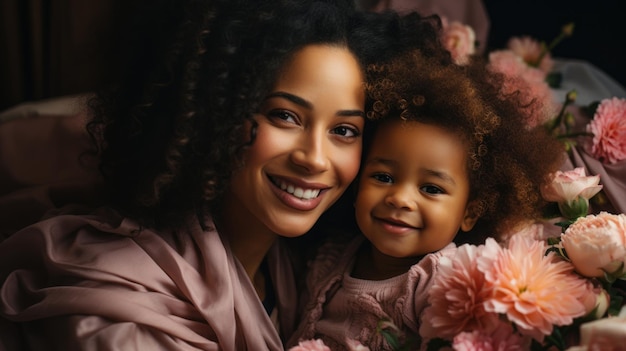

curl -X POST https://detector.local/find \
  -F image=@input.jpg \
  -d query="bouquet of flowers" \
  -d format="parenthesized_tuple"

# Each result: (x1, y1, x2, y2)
(419, 167, 626, 351)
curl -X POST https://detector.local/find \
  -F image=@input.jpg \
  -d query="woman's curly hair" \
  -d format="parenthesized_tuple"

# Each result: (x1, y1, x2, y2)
(86, 0, 451, 229)
(363, 50, 566, 244)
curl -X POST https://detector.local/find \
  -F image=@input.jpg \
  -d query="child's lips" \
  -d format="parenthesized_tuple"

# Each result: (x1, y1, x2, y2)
(376, 216, 419, 234)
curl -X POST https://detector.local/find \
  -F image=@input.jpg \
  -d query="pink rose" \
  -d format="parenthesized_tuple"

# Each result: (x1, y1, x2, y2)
(574, 316, 626, 350)
(288, 339, 331, 351)
(541, 167, 603, 202)
(587, 97, 626, 164)
(579, 283, 610, 319)
(541, 167, 603, 219)
(441, 18, 476, 65)
(541, 167, 602, 202)
(561, 212, 626, 278)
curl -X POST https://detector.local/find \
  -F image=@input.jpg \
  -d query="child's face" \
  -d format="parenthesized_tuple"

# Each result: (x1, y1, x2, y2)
(355, 120, 476, 258)
(226, 44, 365, 238)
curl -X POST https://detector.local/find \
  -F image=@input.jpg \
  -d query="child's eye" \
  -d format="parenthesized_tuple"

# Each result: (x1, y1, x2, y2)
(421, 185, 444, 195)
(372, 173, 393, 184)
(267, 110, 298, 124)
(331, 125, 361, 138)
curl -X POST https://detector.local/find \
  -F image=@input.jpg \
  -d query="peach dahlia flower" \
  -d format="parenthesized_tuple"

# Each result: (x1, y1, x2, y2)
(477, 236, 591, 342)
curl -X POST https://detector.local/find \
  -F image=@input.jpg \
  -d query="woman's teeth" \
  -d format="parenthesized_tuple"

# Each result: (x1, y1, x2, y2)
(277, 180, 320, 200)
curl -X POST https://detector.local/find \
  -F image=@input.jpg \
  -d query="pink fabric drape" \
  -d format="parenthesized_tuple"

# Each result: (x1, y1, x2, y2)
(560, 107, 626, 214)
(0, 207, 298, 350)
(368, 0, 490, 54)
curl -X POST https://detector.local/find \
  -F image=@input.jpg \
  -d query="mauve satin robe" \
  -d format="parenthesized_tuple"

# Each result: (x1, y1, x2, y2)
(0, 206, 299, 350)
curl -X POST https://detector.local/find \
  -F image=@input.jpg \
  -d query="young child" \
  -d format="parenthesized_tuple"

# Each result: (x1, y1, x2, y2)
(287, 50, 565, 350)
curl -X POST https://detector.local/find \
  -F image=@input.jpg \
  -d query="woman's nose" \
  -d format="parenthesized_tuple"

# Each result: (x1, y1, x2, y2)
(289, 133, 330, 174)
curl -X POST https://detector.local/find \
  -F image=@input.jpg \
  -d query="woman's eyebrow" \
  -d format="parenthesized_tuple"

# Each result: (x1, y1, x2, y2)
(264, 91, 364, 117)
(265, 91, 311, 109)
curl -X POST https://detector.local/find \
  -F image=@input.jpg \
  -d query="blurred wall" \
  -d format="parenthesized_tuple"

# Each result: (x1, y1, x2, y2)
(0, 0, 118, 110)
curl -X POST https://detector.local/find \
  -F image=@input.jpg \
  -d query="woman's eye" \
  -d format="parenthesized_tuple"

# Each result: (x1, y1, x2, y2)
(372, 173, 393, 184)
(267, 110, 298, 124)
(421, 185, 444, 195)
(331, 125, 361, 138)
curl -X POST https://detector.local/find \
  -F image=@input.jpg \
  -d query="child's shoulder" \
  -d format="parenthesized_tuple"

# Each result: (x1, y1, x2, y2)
(305, 232, 363, 283)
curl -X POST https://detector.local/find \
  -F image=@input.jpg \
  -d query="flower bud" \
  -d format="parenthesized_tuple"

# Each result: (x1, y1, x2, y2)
(566, 90, 578, 103)
(558, 195, 589, 219)
(590, 289, 610, 319)
(562, 22, 575, 37)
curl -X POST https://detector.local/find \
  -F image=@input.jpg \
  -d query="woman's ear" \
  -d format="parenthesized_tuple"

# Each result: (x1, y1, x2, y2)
(460, 200, 480, 232)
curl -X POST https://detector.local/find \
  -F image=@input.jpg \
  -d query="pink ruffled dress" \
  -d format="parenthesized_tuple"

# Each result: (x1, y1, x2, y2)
(287, 235, 456, 351)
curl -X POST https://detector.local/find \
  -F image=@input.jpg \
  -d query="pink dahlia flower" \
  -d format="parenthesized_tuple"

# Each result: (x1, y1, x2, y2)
(587, 97, 626, 164)
(477, 236, 590, 342)
(451, 324, 530, 351)
(419, 244, 500, 340)
(487, 50, 556, 128)
(507, 36, 554, 73)
(288, 339, 331, 351)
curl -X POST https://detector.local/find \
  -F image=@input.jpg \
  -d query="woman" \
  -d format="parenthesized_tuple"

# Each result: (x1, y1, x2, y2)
(0, 1, 449, 350)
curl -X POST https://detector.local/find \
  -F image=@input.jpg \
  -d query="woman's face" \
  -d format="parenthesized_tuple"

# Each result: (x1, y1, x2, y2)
(225, 44, 365, 238)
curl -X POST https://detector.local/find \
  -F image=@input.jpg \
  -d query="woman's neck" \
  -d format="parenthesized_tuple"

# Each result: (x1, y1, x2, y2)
(215, 198, 278, 294)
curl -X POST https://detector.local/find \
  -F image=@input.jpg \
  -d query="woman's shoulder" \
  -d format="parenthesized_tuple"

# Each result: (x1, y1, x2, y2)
(9, 205, 140, 242)
(0, 205, 163, 279)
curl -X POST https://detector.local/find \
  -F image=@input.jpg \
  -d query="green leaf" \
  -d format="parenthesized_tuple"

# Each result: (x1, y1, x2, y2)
(546, 236, 562, 246)
(546, 72, 563, 88)
(380, 329, 402, 350)
(582, 101, 600, 117)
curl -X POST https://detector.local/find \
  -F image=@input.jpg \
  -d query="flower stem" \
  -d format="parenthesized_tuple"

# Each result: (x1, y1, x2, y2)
(534, 22, 574, 66)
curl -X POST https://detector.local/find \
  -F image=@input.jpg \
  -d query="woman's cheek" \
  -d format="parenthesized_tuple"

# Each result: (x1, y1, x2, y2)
(335, 144, 362, 185)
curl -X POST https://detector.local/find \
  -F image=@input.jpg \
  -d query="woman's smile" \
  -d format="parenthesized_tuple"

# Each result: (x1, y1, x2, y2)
(267, 175, 327, 211)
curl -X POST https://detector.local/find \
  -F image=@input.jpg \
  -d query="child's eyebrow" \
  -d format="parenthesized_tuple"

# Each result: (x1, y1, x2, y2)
(365, 157, 395, 167)
(424, 169, 457, 185)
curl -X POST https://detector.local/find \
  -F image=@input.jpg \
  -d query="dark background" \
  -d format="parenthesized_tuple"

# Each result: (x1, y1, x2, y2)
(1, 0, 625, 111)
(483, 0, 626, 89)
